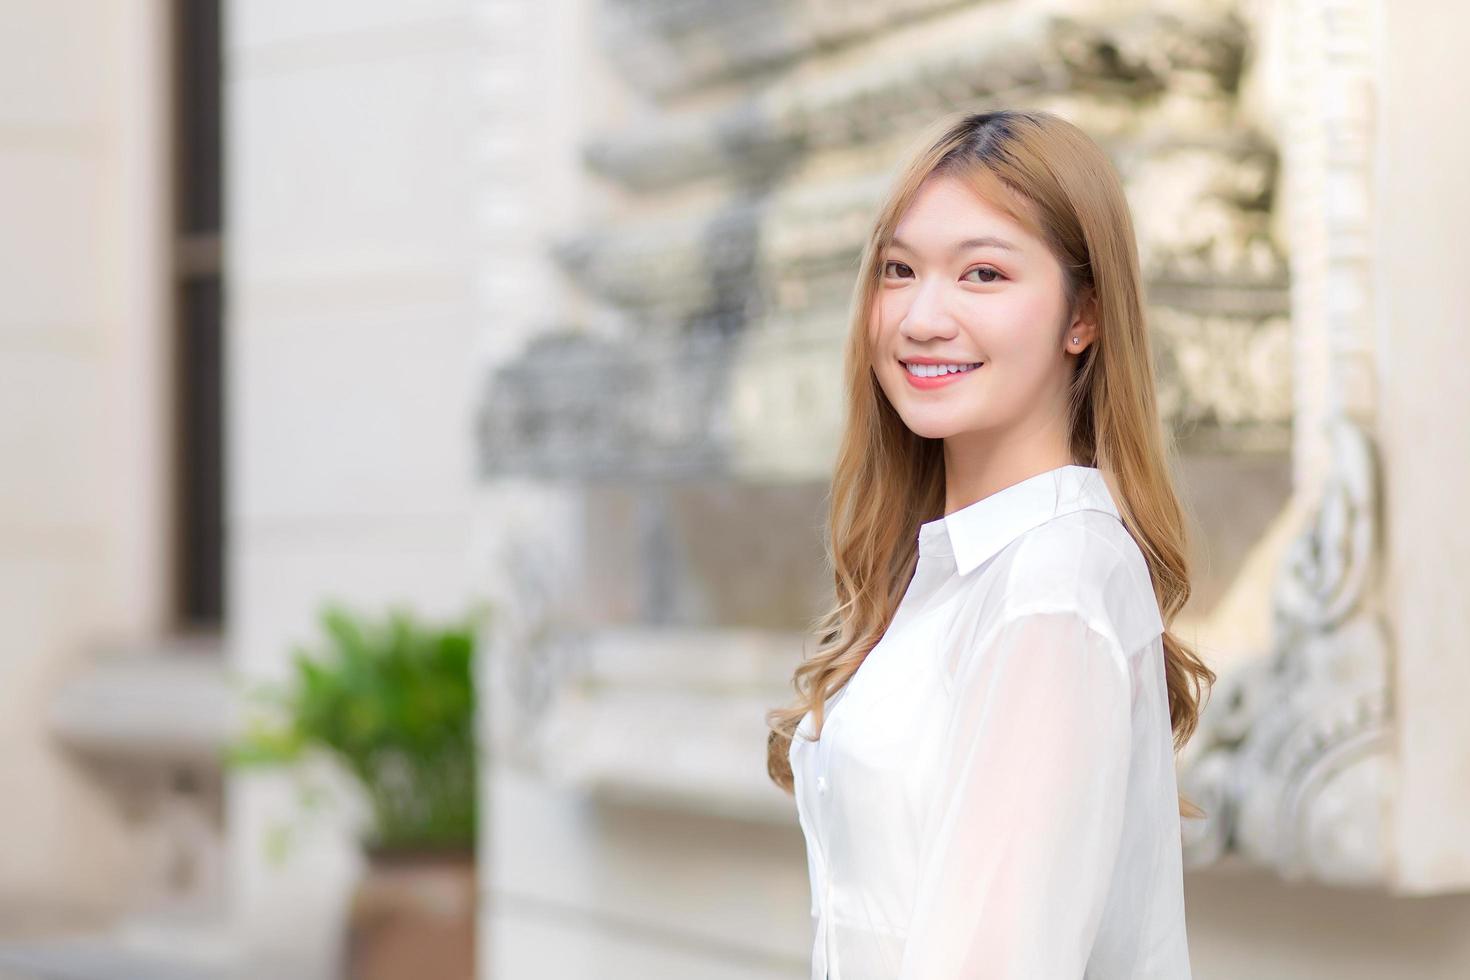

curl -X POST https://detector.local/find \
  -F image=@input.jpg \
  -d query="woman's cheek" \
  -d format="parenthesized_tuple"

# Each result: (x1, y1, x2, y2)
(978, 295, 1042, 356)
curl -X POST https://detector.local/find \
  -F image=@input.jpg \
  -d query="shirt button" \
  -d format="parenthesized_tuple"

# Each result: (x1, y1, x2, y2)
(817, 775, 828, 793)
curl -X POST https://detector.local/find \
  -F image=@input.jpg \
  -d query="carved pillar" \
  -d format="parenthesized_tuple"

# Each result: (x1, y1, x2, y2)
(1178, 0, 1394, 886)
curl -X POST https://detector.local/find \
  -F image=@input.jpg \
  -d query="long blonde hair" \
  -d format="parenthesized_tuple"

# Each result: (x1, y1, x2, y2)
(764, 109, 1216, 819)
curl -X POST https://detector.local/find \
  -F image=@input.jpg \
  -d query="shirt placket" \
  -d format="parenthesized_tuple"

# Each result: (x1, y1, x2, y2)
(813, 729, 837, 979)
(812, 844, 831, 980)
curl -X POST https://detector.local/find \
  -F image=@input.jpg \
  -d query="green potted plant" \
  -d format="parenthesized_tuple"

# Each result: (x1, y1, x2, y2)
(228, 601, 487, 980)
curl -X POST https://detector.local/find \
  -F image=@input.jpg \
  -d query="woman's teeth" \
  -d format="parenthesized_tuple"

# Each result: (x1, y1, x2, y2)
(903, 361, 982, 378)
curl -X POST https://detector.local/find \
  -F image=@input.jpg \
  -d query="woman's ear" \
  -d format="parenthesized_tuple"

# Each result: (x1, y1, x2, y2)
(1064, 289, 1099, 355)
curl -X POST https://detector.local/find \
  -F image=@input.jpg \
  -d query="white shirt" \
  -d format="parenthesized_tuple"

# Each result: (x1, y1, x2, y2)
(789, 464, 1192, 979)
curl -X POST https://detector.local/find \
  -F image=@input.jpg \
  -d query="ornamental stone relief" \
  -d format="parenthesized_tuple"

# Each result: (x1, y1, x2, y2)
(1178, 0, 1394, 886)
(475, 0, 1399, 889)
(477, 1, 1288, 478)
(1180, 417, 1392, 884)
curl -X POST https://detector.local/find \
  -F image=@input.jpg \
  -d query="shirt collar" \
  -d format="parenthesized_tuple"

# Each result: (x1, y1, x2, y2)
(917, 464, 1122, 575)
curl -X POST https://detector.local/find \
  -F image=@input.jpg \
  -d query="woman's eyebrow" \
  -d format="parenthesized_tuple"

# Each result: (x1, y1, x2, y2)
(888, 235, 1019, 254)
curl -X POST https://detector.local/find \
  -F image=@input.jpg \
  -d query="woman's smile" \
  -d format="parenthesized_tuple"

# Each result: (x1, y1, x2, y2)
(900, 358, 985, 389)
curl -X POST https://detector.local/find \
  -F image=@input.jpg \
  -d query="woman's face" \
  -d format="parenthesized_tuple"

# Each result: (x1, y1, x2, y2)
(868, 172, 1094, 443)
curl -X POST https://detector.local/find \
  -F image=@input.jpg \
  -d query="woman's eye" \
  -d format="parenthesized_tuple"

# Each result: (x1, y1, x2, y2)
(882, 260, 913, 279)
(963, 265, 1004, 284)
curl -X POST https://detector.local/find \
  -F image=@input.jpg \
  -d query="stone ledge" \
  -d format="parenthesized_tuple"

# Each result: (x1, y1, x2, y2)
(492, 626, 804, 826)
(48, 634, 232, 767)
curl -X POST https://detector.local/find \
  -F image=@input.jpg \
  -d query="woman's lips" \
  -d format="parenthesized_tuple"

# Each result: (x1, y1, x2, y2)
(902, 362, 983, 390)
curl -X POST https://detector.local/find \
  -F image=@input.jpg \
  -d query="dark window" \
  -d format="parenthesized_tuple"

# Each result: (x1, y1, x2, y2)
(172, 0, 225, 629)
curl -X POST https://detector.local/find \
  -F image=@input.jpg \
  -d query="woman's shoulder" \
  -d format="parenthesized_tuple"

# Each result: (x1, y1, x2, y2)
(992, 509, 1164, 654)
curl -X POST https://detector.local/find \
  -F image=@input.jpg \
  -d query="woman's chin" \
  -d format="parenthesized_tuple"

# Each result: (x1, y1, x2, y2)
(898, 412, 969, 441)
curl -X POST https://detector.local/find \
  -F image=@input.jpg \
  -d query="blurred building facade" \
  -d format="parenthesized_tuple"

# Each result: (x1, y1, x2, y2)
(0, 1, 482, 977)
(1, 0, 1469, 978)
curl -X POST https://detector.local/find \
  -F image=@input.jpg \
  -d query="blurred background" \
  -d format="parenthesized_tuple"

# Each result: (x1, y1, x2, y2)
(1, 0, 1468, 977)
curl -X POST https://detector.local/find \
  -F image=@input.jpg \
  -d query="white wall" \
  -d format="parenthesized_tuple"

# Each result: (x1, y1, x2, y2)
(223, 0, 481, 973)
(0, 0, 169, 929)
(1379, 0, 1470, 899)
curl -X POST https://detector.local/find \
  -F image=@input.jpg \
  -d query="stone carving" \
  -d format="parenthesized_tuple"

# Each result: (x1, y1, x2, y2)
(587, 7, 1250, 185)
(480, 521, 591, 772)
(1180, 417, 1393, 884)
(598, 0, 978, 96)
(476, 330, 736, 479)
(477, 3, 1288, 478)
(480, 510, 806, 823)
(1151, 308, 1293, 450)
(1180, 0, 1393, 885)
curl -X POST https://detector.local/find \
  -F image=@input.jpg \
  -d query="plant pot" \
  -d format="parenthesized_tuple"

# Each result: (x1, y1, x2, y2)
(344, 847, 476, 980)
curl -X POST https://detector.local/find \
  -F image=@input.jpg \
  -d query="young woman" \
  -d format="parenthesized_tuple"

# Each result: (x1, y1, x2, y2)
(765, 110, 1216, 979)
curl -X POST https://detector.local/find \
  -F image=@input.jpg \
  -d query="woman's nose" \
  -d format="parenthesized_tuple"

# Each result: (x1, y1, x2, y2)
(900, 282, 958, 340)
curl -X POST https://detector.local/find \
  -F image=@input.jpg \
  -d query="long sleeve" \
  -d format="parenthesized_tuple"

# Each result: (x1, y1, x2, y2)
(897, 607, 1133, 979)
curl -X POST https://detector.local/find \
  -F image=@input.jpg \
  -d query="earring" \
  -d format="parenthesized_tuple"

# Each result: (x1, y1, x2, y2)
(1071, 336, 1080, 345)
